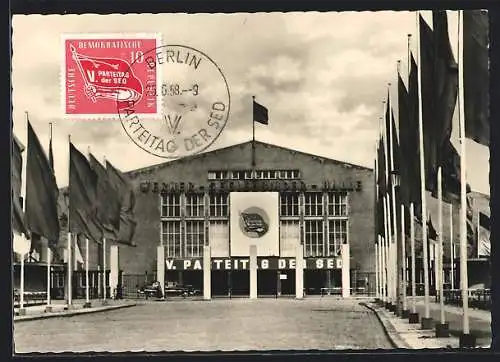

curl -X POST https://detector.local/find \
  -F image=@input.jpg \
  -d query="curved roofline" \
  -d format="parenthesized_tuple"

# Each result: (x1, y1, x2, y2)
(127, 139, 373, 177)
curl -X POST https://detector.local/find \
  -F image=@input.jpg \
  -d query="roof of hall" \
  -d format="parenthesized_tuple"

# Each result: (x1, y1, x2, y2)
(127, 139, 373, 177)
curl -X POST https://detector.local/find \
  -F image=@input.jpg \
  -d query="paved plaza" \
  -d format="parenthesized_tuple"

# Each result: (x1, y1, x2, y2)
(14, 297, 393, 353)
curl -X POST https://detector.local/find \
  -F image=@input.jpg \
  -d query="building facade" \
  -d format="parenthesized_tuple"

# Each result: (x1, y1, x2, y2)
(117, 140, 376, 297)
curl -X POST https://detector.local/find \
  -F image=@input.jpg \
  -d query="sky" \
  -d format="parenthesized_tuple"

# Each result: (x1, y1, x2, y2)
(11, 11, 490, 195)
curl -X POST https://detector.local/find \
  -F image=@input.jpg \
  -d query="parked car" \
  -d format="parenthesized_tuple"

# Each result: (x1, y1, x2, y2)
(164, 284, 201, 297)
(137, 281, 164, 298)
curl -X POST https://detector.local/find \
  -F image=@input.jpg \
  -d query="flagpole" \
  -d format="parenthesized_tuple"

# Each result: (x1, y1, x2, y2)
(74, 236, 78, 271)
(450, 203, 455, 290)
(458, 9, 472, 343)
(382, 234, 387, 303)
(45, 122, 53, 310)
(374, 142, 380, 301)
(382, 99, 393, 307)
(416, 10, 431, 326)
(407, 33, 417, 319)
(103, 237, 107, 304)
(476, 208, 480, 258)
(19, 112, 30, 314)
(437, 166, 447, 334)
(252, 95, 256, 169)
(67, 135, 73, 307)
(383, 196, 388, 304)
(410, 202, 417, 315)
(401, 203, 407, 313)
(85, 237, 90, 307)
(375, 240, 379, 301)
(388, 80, 400, 314)
(20, 249, 25, 311)
(385, 195, 393, 305)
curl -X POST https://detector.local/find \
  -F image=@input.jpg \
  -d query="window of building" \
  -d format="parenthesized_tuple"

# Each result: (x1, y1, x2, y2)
(280, 193, 299, 217)
(244, 171, 253, 179)
(304, 192, 323, 217)
(304, 219, 324, 257)
(208, 171, 217, 180)
(161, 194, 181, 218)
(186, 221, 205, 257)
(209, 193, 228, 217)
(54, 273, 64, 288)
(292, 170, 300, 179)
(328, 219, 347, 256)
(185, 193, 204, 218)
(163, 220, 182, 258)
(327, 192, 348, 216)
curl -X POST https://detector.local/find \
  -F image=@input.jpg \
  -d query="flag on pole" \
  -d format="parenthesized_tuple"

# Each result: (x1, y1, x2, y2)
(105, 160, 137, 246)
(407, 54, 423, 220)
(463, 10, 489, 146)
(69, 142, 103, 243)
(419, 15, 440, 194)
(25, 121, 60, 242)
(427, 215, 438, 241)
(477, 211, 490, 257)
(253, 100, 269, 125)
(376, 137, 386, 237)
(89, 153, 121, 237)
(74, 233, 86, 265)
(398, 72, 409, 207)
(466, 193, 477, 258)
(12, 135, 29, 236)
(397, 73, 413, 236)
(432, 10, 459, 164)
(479, 211, 490, 230)
(70, 45, 143, 107)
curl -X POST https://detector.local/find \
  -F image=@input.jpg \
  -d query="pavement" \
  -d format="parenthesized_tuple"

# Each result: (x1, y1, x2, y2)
(365, 297, 491, 349)
(13, 299, 137, 322)
(14, 297, 393, 353)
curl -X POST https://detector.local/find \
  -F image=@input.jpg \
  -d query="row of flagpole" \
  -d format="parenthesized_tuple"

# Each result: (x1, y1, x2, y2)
(16, 114, 112, 312)
(374, 9, 489, 346)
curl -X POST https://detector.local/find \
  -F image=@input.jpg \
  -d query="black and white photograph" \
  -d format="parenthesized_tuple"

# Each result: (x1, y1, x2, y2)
(10, 8, 492, 353)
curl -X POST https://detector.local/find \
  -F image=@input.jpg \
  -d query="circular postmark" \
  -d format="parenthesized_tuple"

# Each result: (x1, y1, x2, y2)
(117, 44, 230, 159)
(238, 206, 270, 238)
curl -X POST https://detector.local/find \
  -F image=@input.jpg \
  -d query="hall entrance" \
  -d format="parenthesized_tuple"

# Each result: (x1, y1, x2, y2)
(230, 270, 250, 296)
(304, 269, 341, 295)
(257, 269, 296, 297)
(211, 270, 230, 296)
(278, 270, 296, 296)
(257, 270, 277, 296)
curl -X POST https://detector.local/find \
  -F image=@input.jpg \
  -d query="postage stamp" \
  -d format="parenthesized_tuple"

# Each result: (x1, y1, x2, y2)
(61, 33, 162, 119)
(117, 44, 231, 159)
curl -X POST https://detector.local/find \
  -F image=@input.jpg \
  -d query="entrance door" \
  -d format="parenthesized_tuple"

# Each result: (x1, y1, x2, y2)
(211, 270, 229, 296)
(257, 270, 277, 296)
(231, 270, 250, 296)
(304, 269, 325, 295)
(183, 271, 203, 295)
(280, 270, 296, 296)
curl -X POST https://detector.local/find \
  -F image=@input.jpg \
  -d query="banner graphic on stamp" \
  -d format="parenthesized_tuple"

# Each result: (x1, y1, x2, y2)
(165, 257, 343, 270)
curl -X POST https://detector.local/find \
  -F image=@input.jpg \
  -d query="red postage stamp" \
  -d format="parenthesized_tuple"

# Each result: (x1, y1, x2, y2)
(62, 33, 162, 118)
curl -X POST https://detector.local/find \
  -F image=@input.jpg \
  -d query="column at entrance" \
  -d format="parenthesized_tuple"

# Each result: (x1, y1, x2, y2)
(249, 245, 257, 299)
(203, 245, 211, 300)
(341, 243, 350, 298)
(109, 245, 119, 299)
(157, 246, 165, 298)
(295, 244, 304, 299)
